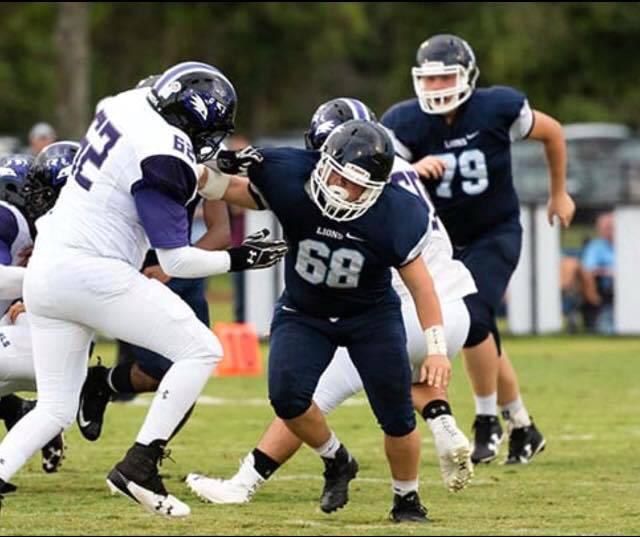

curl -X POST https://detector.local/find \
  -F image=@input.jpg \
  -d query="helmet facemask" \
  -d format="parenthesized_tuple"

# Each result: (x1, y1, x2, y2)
(412, 61, 479, 115)
(310, 152, 386, 222)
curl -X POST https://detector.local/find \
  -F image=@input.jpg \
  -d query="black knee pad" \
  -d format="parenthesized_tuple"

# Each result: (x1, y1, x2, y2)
(463, 295, 502, 353)
(270, 396, 312, 420)
(380, 415, 417, 438)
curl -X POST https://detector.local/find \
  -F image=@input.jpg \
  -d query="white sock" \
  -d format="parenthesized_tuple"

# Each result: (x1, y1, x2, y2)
(313, 430, 340, 459)
(474, 393, 498, 416)
(235, 453, 264, 486)
(0, 405, 63, 481)
(392, 478, 419, 497)
(136, 356, 215, 445)
(507, 405, 531, 429)
(500, 396, 525, 419)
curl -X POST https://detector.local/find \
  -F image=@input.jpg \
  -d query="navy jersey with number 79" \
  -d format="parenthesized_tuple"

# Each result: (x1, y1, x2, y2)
(382, 85, 534, 247)
(248, 147, 431, 318)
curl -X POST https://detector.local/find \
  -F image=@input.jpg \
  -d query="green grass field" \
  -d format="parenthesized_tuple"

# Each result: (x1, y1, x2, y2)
(1, 335, 639, 535)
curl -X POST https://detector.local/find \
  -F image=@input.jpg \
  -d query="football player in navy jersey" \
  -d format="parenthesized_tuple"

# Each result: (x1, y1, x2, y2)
(186, 98, 477, 510)
(382, 34, 575, 465)
(193, 120, 453, 522)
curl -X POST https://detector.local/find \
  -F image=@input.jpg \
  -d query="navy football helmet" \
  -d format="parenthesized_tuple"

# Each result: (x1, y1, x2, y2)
(0, 154, 34, 213)
(147, 61, 237, 163)
(22, 141, 80, 221)
(412, 34, 479, 115)
(310, 120, 394, 222)
(304, 98, 376, 150)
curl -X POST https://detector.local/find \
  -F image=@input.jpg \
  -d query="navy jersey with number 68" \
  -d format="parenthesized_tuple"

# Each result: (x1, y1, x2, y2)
(382, 86, 533, 247)
(248, 147, 431, 318)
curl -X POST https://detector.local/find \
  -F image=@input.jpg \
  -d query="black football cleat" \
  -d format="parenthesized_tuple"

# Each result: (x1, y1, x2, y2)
(389, 491, 429, 523)
(471, 414, 504, 464)
(77, 364, 112, 441)
(320, 445, 359, 513)
(106, 441, 190, 518)
(504, 419, 546, 465)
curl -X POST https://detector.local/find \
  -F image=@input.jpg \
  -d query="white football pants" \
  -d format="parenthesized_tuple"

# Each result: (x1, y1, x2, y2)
(0, 250, 221, 481)
(313, 297, 470, 414)
(0, 313, 37, 397)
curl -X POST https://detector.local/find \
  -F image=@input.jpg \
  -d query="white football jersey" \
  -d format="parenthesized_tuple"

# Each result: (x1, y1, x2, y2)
(0, 201, 33, 312)
(35, 88, 198, 269)
(390, 157, 477, 304)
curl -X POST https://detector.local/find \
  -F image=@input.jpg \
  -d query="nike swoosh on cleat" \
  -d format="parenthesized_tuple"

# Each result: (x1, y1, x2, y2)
(77, 403, 92, 429)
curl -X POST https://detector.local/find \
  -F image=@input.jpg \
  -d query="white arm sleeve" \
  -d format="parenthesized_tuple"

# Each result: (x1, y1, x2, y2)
(0, 265, 25, 300)
(156, 246, 231, 278)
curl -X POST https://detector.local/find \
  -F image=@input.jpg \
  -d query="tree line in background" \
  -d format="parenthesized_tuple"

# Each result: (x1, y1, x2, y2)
(1, 2, 639, 141)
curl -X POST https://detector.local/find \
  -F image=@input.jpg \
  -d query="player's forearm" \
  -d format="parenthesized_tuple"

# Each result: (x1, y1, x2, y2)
(530, 111, 568, 197)
(194, 200, 231, 251)
(398, 258, 443, 329)
(156, 246, 231, 278)
(411, 281, 444, 331)
(0, 265, 25, 300)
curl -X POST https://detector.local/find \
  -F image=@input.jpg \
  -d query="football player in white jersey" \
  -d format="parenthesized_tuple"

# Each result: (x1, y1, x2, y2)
(0, 149, 77, 480)
(186, 99, 477, 507)
(0, 62, 287, 518)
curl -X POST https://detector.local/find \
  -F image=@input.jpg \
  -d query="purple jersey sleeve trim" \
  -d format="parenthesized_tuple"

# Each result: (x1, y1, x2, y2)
(133, 188, 190, 249)
(132, 155, 197, 206)
(0, 205, 19, 255)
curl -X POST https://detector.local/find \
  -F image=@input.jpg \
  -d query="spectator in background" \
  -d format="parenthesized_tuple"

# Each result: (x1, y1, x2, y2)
(581, 211, 615, 334)
(28, 123, 57, 155)
(225, 134, 250, 323)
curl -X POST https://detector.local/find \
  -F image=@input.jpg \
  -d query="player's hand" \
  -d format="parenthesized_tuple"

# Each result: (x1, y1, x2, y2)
(7, 301, 26, 323)
(419, 354, 451, 388)
(547, 192, 576, 228)
(216, 146, 264, 177)
(143, 265, 172, 284)
(413, 156, 446, 180)
(16, 245, 33, 267)
(228, 228, 288, 272)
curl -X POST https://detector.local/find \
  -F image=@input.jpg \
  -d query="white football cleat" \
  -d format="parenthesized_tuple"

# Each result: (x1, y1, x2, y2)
(187, 454, 264, 504)
(430, 415, 474, 492)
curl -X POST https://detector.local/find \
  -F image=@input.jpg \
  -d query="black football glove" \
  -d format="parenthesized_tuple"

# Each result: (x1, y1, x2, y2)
(228, 228, 288, 272)
(216, 146, 264, 176)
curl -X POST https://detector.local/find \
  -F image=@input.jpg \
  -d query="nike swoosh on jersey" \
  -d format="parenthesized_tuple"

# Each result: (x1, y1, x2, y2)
(465, 131, 480, 140)
(281, 305, 298, 313)
(345, 232, 365, 242)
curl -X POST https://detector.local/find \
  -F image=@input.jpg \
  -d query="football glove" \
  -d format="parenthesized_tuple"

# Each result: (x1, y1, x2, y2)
(227, 228, 288, 272)
(216, 146, 264, 176)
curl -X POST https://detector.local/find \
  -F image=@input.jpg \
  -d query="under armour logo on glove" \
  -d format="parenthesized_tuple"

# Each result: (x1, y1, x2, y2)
(216, 146, 264, 176)
(227, 228, 288, 272)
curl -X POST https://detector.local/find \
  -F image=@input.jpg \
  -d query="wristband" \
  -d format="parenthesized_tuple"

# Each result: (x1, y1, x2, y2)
(425, 325, 447, 356)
